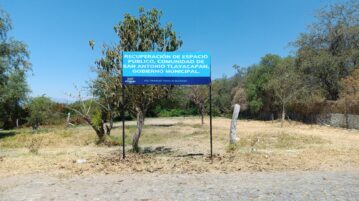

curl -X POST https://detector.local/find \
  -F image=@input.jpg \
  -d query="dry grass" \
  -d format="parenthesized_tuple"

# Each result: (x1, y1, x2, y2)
(1, 117, 359, 177)
(0, 126, 96, 149)
(236, 132, 330, 150)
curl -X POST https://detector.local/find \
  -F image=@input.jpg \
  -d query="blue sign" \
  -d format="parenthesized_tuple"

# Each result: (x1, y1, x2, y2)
(122, 52, 211, 85)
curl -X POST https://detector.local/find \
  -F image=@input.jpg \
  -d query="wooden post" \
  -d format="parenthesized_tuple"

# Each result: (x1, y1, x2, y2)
(229, 104, 240, 144)
(66, 112, 71, 126)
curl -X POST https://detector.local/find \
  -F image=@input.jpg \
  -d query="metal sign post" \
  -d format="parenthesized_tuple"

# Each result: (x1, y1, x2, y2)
(209, 84, 213, 158)
(121, 84, 125, 159)
(121, 52, 212, 159)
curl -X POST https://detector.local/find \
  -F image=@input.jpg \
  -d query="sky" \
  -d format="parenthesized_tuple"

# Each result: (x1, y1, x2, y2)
(1, 0, 336, 101)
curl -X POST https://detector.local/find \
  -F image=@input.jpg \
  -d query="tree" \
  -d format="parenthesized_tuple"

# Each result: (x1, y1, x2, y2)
(295, 0, 359, 100)
(88, 8, 181, 148)
(187, 86, 208, 125)
(231, 87, 247, 111)
(0, 8, 31, 129)
(90, 44, 122, 135)
(27, 96, 53, 130)
(231, 65, 248, 111)
(244, 54, 281, 115)
(339, 68, 359, 115)
(211, 76, 232, 115)
(266, 57, 304, 127)
(115, 8, 182, 151)
(150, 86, 190, 117)
(68, 90, 110, 142)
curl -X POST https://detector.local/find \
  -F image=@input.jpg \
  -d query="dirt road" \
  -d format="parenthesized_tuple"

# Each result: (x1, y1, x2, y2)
(1, 171, 359, 201)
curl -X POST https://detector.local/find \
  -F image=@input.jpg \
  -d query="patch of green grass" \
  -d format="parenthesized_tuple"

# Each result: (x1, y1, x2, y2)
(107, 134, 132, 146)
(191, 124, 207, 129)
(226, 143, 240, 152)
(0, 133, 31, 148)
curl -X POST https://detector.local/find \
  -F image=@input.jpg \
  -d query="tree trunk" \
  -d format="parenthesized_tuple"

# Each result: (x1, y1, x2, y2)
(104, 123, 111, 135)
(132, 109, 145, 152)
(82, 116, 106, 142)
(32, 122, 39, 130)
(281, 104, 285, 128)
(95, 127, 106, 142)
(70, 108, 107, 142)
(200, 106, 205, 125)
(103, 113, 113, 136)
(110, 117, 113, 130)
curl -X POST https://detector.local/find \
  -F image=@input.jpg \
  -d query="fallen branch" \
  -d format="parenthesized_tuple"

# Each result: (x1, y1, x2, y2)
(175, 153, 204, 157)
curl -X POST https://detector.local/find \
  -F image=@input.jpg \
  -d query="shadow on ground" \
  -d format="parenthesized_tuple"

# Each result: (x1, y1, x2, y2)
(0, 131, 16, 139)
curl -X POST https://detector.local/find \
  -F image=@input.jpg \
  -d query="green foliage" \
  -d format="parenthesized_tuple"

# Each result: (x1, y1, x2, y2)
(0, 0, 353, 129)
(90, 44, 122, 127)
(115, 7, 183, 115)
(109, 7, 183, 149)
(157, 108, 184, 117)
(212, 76, 233, 115)
(91, 108, 103, 129)
(295, 0, 359, 100)
(0, 8, 31, 129)
(244, 54, 281, 114)
(187, 85, 209, 124)
(27, 96, 54, 129)
(266, 57, 306, 124)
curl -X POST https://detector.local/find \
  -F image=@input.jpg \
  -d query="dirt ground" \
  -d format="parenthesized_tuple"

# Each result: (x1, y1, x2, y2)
(1, 117, 359, 200)
(1, 117, 359, 177)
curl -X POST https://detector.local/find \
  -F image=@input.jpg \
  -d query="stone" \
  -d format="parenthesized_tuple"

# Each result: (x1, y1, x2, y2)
(76, 159, 87, 164)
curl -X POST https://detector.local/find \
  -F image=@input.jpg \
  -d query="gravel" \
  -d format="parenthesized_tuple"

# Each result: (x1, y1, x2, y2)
(1, 171, 359, 201)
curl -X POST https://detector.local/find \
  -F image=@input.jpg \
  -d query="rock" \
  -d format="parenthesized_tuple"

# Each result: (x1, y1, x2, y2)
(76, 159, 87, 164)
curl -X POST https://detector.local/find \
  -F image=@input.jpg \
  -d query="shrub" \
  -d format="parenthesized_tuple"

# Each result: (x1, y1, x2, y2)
(158, 109, 184, 117)
(27, 96, 54, 129)
(26, 136, 43, 154)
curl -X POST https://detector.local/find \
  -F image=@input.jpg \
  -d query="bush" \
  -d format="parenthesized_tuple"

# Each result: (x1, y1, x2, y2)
(27, 96, 54, 129)
(158, 109, 184, 117)
(26, 136, 43, 154)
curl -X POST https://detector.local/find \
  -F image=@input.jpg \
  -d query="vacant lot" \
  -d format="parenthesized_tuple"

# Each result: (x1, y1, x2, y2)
(1, 117, 359, 200)
(1, 117, 359, 177)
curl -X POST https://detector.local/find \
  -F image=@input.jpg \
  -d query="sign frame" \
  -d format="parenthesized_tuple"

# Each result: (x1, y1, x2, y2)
(122, 51, 211, 85)
(121, 51, 213, 159)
